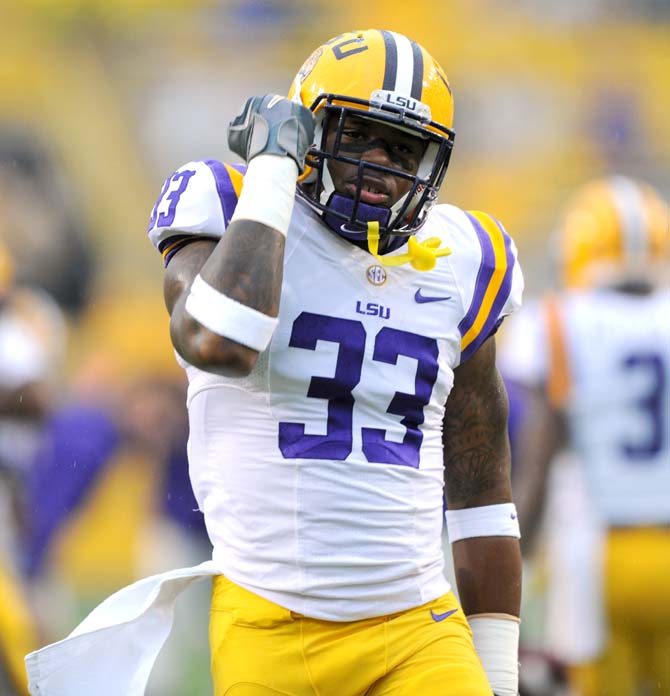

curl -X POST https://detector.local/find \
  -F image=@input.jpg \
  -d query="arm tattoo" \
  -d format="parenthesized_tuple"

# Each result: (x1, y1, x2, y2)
(163, 240, 214, 315)
(443, 344, 511, 507)
(163, 224, 285, 373)
(203, 222, 285, 317)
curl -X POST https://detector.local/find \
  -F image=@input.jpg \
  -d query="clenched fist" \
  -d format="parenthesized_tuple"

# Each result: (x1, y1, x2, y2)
(227, 94, 315, 173)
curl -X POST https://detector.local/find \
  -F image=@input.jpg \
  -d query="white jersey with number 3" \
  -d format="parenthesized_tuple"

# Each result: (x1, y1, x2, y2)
(148, 159, 523, 621)
(502, 289, 670, 527)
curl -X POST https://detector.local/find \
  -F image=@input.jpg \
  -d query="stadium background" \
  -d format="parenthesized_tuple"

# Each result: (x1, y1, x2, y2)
(0, 1, 667, 694)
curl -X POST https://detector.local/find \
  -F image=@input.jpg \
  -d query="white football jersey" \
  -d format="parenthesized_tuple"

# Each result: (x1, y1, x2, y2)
(147, 160, 523, 621)
(500, 289, 670, 527)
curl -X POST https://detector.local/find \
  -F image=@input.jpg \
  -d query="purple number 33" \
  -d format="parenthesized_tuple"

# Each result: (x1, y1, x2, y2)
(148, 169, 196, 230)
(279, 312, 439, 468)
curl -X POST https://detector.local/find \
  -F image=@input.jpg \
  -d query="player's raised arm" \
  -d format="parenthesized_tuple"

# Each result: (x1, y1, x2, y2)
(164, 95, 314, 377)
(443, 335, 522, 696)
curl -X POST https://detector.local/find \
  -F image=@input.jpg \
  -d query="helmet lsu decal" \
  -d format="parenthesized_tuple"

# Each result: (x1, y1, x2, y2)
(555, 176, 670, 289)
(288, 29, 455, 241)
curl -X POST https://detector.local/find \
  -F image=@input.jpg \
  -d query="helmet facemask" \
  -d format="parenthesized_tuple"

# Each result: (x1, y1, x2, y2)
(297, 94, 454, 242)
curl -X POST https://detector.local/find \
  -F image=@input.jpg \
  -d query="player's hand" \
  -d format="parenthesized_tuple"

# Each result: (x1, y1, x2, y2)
(227, 94, 315, 173)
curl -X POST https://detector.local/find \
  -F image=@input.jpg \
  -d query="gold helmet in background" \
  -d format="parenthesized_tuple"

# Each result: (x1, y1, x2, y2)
(556, 176, 670, 289)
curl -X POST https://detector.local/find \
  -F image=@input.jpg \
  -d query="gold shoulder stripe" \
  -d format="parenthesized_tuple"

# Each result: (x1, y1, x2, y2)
(225, 164, 244, 198)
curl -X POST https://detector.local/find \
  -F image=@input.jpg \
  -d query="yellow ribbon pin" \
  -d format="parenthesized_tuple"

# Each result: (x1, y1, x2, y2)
(366, 221, 451, 272)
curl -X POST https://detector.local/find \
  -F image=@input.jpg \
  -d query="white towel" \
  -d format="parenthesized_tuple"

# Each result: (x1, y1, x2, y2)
(25, 560, 221, 696)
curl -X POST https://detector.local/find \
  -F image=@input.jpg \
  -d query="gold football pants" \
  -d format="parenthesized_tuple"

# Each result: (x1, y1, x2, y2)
(0, 561, 38, 695)
(209, 575, 492, 695)
(568, 527, 670, 696)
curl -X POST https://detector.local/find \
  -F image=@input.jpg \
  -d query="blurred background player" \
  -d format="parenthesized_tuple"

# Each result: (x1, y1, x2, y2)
(0, 117, 210, 696)
(21, 294, 211, 696)
(499, 176, 670, 696)
(0, 240, 49, 696)
(0, 129, 96, 321)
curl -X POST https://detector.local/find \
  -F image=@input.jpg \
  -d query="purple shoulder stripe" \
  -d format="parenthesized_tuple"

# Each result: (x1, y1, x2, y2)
(459, 213, 515, 362)
(458, 213, 496, 337)
(204, 160, 246, 227)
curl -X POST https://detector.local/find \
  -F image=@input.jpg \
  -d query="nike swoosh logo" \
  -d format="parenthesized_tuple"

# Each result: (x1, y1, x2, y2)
(430, 608, 458, 622)
(415, 289, 452, 304)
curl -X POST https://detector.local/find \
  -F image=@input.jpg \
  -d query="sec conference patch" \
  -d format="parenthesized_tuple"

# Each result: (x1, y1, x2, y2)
(366, 265, 387, 285)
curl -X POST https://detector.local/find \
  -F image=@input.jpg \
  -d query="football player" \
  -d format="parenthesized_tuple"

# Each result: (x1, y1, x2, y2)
(155, 28, 523, 696)
(0, 241, 41, 696)
(26, 29, 524, 696)
(499, 176, 670, 696)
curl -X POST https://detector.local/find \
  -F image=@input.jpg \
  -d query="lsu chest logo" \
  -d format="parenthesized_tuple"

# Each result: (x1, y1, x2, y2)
(355, 300, 390, 320)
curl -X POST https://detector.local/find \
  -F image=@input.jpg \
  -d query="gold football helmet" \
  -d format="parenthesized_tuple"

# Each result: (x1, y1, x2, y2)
(556, 176, 670, 288)
(288, 29, 455, 241)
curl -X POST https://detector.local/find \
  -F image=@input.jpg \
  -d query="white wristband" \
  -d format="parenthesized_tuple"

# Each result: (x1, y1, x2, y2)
(445, 503, 520, 542)
(184, 274, 278, 352)
(469, 615, 520, 696)
(231, 154, 299, 237)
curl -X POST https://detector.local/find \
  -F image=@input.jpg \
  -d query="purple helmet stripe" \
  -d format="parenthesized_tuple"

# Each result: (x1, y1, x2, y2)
(409, 40, 424, 100)
(380, 30, 398, 92)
